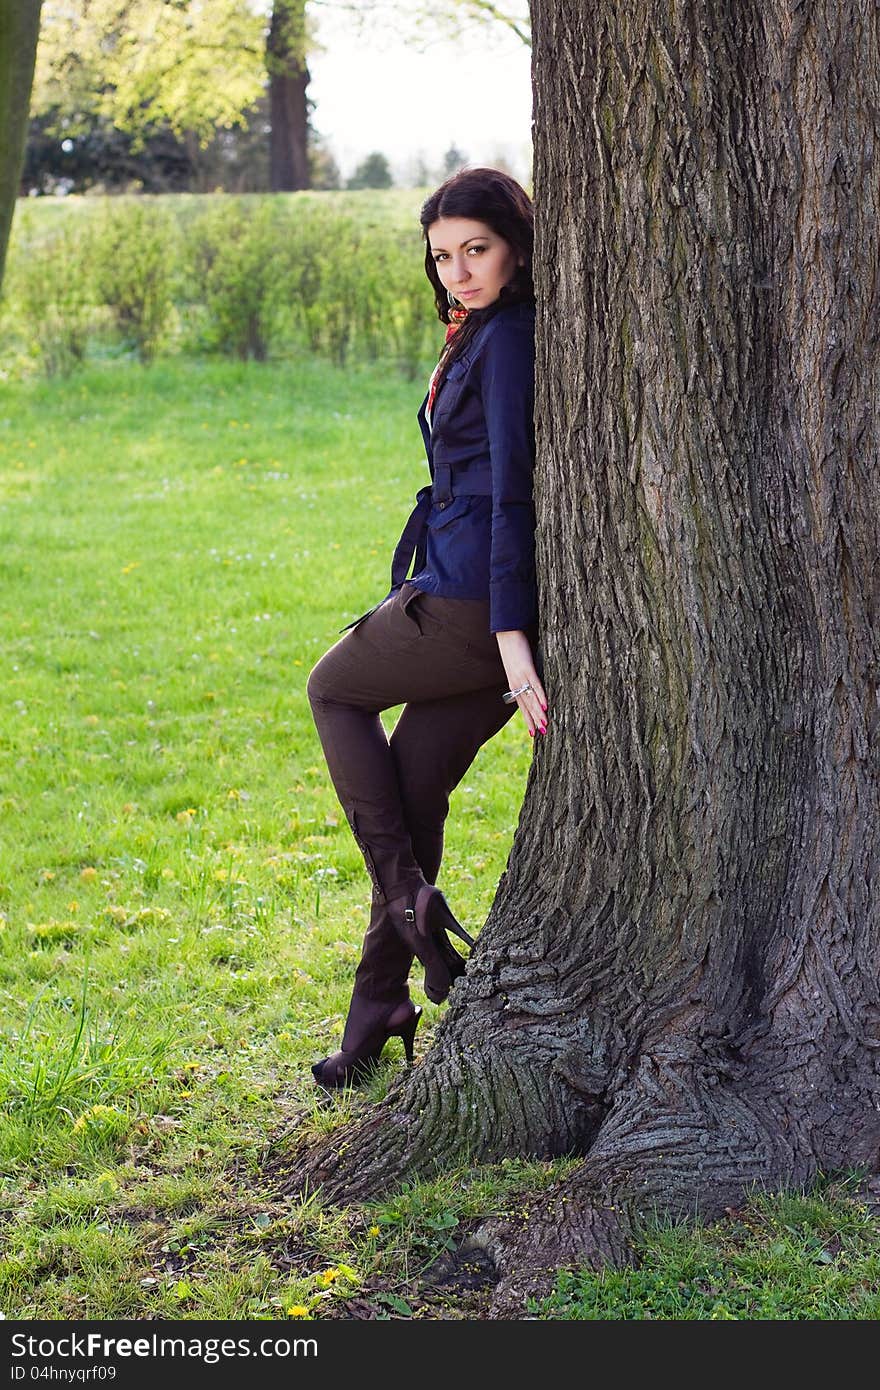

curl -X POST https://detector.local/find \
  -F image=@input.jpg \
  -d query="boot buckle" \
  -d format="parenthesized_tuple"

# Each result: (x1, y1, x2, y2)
(404, 907, 415, 923)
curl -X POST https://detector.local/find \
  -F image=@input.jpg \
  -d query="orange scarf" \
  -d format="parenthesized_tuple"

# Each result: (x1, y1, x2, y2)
(425, 306, 469, 428)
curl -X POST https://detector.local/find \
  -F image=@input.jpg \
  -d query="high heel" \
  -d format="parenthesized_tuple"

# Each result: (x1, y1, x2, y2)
(395, 1006, 420, 1065)
(311, 1002, 422, 1091)
(390, 882, 475, 1005)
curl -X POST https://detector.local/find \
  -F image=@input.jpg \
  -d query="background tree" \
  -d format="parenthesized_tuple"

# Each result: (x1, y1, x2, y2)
(31, 0, 266, 146)
(337, 0, 530, 47)
(27, 1, 529, 197)
(309, 128, 342, 190)
(0, 0, 43, 288)
(30, 1, 295, 190)
(21, 112, 273, 195)
(267, 0, 310, 190)
(403, 151, 433, 189)
(278, 0, 880, 1315)
(440, 143, 469, 178)
(346, 150, 393, 190)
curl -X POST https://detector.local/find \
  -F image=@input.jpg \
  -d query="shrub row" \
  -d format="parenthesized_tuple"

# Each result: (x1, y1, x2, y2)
(0, 193, 440, 378)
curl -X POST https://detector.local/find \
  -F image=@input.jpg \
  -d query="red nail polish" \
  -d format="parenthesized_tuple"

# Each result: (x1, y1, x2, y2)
(541, 703, 547, 712)
(528, 729, 534, 737)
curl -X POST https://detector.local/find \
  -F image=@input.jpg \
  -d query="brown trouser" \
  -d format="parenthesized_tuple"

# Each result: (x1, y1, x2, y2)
(307, 580, 535, 1014)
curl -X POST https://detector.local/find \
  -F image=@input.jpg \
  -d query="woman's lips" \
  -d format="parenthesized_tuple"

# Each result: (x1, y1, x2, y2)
(459, 290, 480, 298)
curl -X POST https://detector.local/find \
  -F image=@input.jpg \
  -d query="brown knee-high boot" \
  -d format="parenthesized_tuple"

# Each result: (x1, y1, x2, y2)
(312, 899, 421, 1090)
(349, 897, 412, 1007)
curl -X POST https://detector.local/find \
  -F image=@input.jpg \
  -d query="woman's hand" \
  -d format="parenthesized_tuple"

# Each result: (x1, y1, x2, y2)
(494, 629, 548, 737)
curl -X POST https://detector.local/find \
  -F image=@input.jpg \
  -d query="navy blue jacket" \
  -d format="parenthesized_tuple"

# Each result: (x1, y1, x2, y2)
(341, 301, 537, 636)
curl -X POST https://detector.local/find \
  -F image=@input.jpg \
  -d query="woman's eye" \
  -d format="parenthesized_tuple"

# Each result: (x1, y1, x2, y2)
(433, 247, 486, 262)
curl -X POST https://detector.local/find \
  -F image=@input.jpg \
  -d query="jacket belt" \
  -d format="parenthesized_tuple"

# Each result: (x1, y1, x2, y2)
(390, 485, 433, 587)
(340, 466, 494, 631)
(391, 466, 494, 586)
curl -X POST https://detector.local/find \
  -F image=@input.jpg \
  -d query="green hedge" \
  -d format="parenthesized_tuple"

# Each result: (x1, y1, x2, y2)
(0, 191, 440, 378)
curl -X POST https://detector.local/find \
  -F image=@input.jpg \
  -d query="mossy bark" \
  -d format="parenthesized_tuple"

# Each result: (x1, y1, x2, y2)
(0, 0, 42, 288)
(278, 0, 880, 1314)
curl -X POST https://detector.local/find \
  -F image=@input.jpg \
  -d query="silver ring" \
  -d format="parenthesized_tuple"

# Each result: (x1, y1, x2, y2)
(502, 681, 533, 704)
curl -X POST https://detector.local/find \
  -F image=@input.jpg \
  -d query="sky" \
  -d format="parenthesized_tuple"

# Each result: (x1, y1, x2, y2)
(307, 7, 533, 184)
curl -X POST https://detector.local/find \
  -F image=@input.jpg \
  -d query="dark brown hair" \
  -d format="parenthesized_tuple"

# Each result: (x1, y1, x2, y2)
(419, 167, 534, 368)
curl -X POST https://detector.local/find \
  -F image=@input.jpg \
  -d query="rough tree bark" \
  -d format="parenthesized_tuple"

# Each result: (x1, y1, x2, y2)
(0, 0, 43, 289)
(267, 0, 310, 192)
(277, 0, 880, 1313)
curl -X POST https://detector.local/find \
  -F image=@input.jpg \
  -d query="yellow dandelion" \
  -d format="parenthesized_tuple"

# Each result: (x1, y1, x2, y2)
(287, 1306, 311, 1319)
(315, 1268, 338, 1287)
(214, 867, 247, 884)
(183, 1061, 200, 1071)
(368, 1226, 380, 1238)
(80, 867, 98, 882)
(179, 1089, 193, 1098)
(121, 562, 141, 575)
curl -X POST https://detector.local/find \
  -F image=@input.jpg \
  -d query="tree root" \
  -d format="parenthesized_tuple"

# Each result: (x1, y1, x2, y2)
(473, 1070, 817, 1315)
(271, 1044, 831, 1316)
(471, 1197, 636, 1317)
(271, 1028, 603, 1202)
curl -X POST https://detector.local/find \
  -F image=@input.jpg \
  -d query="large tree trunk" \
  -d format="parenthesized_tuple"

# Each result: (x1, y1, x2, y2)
(267, 0, 310, 192)
(0, 0, 42, 289)
(276, 0, 880, 1314)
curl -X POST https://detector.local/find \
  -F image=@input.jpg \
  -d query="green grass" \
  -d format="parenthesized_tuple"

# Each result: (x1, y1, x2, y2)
(0, 355, 536, 1319)
(0, 357, 876, 1320)
(532, 1185, 880, 1320)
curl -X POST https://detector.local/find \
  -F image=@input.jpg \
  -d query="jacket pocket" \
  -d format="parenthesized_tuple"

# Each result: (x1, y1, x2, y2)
(431, 358, 469, 421)
(427, 495, 474, 530)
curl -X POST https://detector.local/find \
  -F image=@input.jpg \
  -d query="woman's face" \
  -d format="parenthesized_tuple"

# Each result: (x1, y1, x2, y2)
(427, 216, 523, 310)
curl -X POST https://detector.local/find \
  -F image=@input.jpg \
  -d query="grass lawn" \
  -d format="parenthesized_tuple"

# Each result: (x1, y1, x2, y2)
(0, 357, 877, 1320)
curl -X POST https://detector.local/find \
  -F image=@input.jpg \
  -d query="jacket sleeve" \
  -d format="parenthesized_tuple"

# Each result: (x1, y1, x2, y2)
(479, 316, 538, 633)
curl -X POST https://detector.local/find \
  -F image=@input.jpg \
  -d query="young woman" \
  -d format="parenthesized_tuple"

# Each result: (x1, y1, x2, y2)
(307, 167, 547, 1089)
